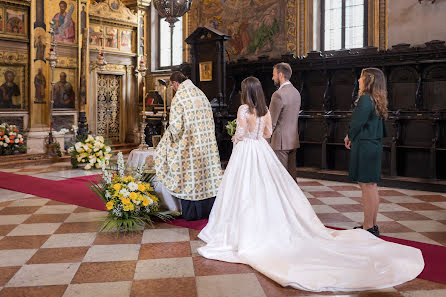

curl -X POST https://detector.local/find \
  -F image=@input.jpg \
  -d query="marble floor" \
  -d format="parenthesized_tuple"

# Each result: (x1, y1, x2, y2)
(0, 161, 445, 297)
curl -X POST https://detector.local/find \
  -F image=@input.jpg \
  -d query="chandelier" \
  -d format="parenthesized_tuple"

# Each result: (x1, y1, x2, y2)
(153, 0, 193, 28)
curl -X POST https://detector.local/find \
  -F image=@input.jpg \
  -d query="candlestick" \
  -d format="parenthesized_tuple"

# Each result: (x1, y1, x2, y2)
(143, 85, 146, 114)
(163, 86, 167, 117)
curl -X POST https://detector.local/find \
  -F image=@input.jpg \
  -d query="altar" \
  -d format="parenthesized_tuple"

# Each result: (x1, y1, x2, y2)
(127, 147, 155, 169)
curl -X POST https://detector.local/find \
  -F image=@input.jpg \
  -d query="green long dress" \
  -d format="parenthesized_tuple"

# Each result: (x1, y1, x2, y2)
(348, 94, 387, 183)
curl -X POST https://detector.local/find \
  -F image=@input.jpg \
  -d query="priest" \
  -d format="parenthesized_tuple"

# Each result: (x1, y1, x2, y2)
(154, 71, 222, 220)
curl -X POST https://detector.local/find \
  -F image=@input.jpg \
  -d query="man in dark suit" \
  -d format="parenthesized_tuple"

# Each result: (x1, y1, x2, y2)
(269, 62, 301, 181)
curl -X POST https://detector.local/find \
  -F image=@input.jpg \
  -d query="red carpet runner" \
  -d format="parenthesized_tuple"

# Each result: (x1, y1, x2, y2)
(0, 170, 444, 285)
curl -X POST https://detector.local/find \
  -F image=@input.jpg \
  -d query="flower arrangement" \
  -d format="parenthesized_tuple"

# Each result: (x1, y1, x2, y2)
(225, 119, 237, 136)
(89, 152, 170, 232)
(0, 122, 26, 155)
(68, 134, 112, 169)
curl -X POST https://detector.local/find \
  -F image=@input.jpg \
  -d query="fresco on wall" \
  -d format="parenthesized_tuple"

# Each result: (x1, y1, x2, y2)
(191, 0, 286, 60)
(89, 25, 102, 46)
(53, 68, 76, 109)
(105, 27, 118, 48)
(120, 30, 131, 51)
(0, 66, 25, 109)
(51, 0, 76, 43)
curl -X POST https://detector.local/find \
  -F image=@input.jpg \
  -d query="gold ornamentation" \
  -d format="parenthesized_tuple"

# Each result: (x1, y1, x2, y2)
(286, 0, 297, 54)
(0, 51, 28, 64)
(97, 74, 121, 143)
(56, 57, 78, 68)
(89, 0, 138, 26)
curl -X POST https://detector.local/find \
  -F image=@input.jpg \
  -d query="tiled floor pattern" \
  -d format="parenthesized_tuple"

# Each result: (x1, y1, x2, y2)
(0, 162, 445, 296)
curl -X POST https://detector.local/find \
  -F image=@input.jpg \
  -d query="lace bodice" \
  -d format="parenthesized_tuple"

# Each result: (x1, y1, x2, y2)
(233, 105, 272, 143)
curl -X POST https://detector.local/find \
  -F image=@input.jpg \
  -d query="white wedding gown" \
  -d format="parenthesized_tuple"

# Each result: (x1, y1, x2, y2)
(198, 105, 424, 292)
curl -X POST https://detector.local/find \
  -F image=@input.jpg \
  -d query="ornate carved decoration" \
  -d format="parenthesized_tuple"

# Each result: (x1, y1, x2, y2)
(0, 0, 31, 7)
(379, 0, 387, 50)
(286, 0, 297, 54)
(97, 74, 121, 143)
(0, 51, 28, 64)
(89, 0, 138, 26)
(95, 63, 127, 72)
(55, 57, 78, 68)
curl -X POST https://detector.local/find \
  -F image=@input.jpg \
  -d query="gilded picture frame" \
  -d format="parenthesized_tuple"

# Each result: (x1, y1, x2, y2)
(199, 61, 212, 82)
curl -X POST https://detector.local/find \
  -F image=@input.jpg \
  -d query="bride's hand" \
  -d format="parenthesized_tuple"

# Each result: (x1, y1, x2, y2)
(344, 135, 351, 150)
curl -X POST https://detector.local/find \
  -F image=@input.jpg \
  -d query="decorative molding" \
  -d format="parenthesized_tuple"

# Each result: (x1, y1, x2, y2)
(379, 0, 387, 50)
(0, 51, 28, 64)
(89, 1, 138, 26)
(55, 57, 78, 68)
(0, 0, 31, 7)
(286, 0, 297, 54)
(126, 64, 134, 75)
(100, 63, 127, 72)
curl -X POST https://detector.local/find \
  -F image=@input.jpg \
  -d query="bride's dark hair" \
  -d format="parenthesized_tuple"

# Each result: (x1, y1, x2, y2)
(241, 76, 268, 117)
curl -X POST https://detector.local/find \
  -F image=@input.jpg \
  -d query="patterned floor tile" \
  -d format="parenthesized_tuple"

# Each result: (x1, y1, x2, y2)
(23, 214, 70, 224)
(35, 205, 78, 215)
(8, 199, 49, 207)
(307, 191, 345, 198)
(64, 212, 106, 223)
(397, 203, 444, 211)
(83, 244, 140, 262)
(193, 256, 253, 276)
(382, 232, 442, 245)
(317, 213, 354, 223)
(142, 228, 190, 243)
(419, 232, 446, 246)
(414, 210, 446, 221)
(431, 202, 446, 209)
(0, 225, 16, 236)
(379, 211, 430, 221)
(0, 267, 20, 287)
(71, 261, 136, 283)
(131, 277, 197, 297)
(42, 233, 97, 248)
(0, 249, 37, 267)
(26, 247, 89, 264)
(382, 197, 424, 204)
(139, 242, 191, 259)
(0, 207, 41, 215)
(134, 257, 194, 280)
(6, 263, 80, 287)
(412, 195, 446, 203)
(54, 222, 102, 234)
(7, 223, 62, 236)
(397, 221, 446, 232)
(196, 273, 266, 297)
(93, 232, 142, 245)
(317, 197, 359, 205)
(190, 240, 205, 257)
(62, 281, 132, 297)
(0, 235, 50, 250)
(312, 205, 339, 214)
(0, 285, 67, 297)
(400, 290, 446, 297)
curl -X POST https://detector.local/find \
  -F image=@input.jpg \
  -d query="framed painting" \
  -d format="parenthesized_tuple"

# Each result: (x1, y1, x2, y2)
(50, 0, 77, 43)
(5, 9, 26, 35)
(0, 66, 25, 109)
(105, 27, 118, 49)
(199, 61, 212, 82)
(52, 68, 76, 109)
(89, 25, 102, 47)
(120, 30, 132, 52)
(0, 8, 3, 32)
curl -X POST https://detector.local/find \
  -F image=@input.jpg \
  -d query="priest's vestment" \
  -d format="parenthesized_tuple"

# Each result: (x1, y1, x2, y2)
(155, 79, 222, 201)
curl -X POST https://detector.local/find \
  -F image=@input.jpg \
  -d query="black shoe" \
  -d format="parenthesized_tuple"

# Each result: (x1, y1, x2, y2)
(366, 225, 380, 237)
(353, 225, 363, 229)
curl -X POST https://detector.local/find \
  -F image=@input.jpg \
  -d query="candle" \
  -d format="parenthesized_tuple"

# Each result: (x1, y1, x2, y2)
(163, 87, 167, 116)
(143, 84, 146, 114)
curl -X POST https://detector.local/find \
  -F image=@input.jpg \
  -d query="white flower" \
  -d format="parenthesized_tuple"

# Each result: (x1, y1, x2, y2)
(106, 146, 111, 153)
(3, 143, 8, 147)
(120, 189, 130, 197)
(14, 139, 19, 143)
(84, 164, 91, 170)
(105, 191, 111, 198)
(95, 163, 101, 168)
(95, 136, 104, 143)
(0, 141, 3, 145)
(89, 156, 97, 164)
(58, 128, 69, 134)
(75, 142, 83, 152)
(128, 182, 138, 192)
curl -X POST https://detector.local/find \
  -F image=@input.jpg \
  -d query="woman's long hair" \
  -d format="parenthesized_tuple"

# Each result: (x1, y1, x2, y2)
(357, 68, 388, 119)
(241, 76, 268, 117)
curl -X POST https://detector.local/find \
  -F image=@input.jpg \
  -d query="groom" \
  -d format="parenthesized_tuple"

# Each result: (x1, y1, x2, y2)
(154, 71, 223, 220)
(269, 62, 301, 181)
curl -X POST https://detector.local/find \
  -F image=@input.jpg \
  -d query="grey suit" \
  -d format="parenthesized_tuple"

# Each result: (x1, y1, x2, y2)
(269, 83, 301, 180)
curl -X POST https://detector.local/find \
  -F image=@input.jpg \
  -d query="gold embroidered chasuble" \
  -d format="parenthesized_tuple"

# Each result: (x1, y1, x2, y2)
(155, 79, 223, 201)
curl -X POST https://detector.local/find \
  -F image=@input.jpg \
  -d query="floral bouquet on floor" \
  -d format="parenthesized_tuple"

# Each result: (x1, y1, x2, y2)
(0, 122, 26, 155)
(68, 134, 112, 169)
(225, 119, 237, 137)
(89, 152, 171, 232)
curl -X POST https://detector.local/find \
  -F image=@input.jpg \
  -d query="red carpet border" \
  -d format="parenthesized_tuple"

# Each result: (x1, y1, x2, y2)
(0, 170, 444, 285)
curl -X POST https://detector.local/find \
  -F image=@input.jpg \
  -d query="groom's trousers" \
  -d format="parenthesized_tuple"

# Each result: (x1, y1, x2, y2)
(274, 149, 297, 182)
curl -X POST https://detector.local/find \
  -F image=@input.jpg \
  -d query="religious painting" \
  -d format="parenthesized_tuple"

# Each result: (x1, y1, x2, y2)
(0, 66, 25, 109)
(120, 30, 132, 51)
(190, 0, 286, 60)
(51, 0, 76, 43)
(0, 9, 3, 32)
(34, 68, 47, 104)
(199, 61, 212, 82)
(53, 68, 76, 109)
(89, 25, 102, 47)
(108, 0, 119, 10)
(34, 31, 47, 62)
(105, 27, 118, 48)
(5, 9, 26, 34)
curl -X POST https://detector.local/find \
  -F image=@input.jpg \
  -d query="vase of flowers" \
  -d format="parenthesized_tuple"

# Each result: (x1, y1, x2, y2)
(89, 152, 170, 232)
(0, 123, 26, 155)
(68, 134, 112, 169)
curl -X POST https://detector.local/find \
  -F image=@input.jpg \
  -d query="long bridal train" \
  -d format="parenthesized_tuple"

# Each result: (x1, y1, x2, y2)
(197, 136, 424, 292)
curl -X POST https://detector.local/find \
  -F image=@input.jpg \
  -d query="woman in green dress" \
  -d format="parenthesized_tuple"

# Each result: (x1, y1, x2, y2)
(344, 68, 388, 237)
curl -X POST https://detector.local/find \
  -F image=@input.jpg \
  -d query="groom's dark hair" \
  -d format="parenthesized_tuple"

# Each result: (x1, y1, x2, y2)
(274, 62, 292, 80)
(241, 76, 268, 117)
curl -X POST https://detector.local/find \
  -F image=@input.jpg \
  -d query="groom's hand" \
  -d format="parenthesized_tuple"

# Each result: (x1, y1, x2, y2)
(344, 135, 351, 150)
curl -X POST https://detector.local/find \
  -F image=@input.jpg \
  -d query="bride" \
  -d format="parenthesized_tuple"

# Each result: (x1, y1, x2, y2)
(197, 76, 424, 292)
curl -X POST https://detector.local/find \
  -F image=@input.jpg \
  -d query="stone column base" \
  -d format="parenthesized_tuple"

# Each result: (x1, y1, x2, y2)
(26, 130, 65, 155)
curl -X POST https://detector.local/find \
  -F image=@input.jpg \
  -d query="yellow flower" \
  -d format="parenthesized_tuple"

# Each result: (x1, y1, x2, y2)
(113, 183, 122, 191)
(123, 205, 129, 211)
(142, 198, 149, 206)
(121, 197, 130, 205)
(106, 201, 114, 210)
(129, 192, 138, 200)
(128, 203, 134, 211)
(138, 184, 146, 192)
